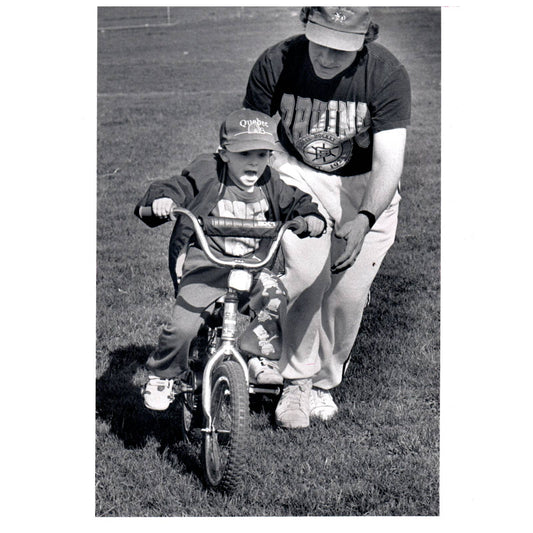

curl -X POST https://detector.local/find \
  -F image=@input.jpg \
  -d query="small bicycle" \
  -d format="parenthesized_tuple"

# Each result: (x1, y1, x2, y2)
(139, 205, 307, 492)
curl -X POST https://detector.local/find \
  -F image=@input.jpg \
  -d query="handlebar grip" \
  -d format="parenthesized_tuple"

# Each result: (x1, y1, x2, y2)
(138, 206, 153, 218)
(201, 217, 281, 238)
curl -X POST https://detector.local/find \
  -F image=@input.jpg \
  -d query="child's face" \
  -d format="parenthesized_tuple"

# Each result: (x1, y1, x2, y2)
(220, 149, 270, 191)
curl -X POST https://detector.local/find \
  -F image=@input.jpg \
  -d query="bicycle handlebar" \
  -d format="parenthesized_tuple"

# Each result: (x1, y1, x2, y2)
(201, 216, 280, 238)
(138, 205, 307, 269)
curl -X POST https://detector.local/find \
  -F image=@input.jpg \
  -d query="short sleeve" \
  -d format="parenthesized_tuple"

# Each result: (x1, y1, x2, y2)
(371, 65, 411, 133)
(243, 41, 289, 116)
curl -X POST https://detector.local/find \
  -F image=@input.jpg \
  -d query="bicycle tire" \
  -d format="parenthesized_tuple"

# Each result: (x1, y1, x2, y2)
(201, 360, 249, 492)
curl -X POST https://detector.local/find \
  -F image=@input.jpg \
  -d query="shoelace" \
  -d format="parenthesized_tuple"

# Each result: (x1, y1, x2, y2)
(148, 378, 173, 393)
(282, 382, 309, 408)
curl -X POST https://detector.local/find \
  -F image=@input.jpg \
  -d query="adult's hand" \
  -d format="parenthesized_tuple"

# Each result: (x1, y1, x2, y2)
(331, 214, 370, 273)
(331, 128, 407, 273)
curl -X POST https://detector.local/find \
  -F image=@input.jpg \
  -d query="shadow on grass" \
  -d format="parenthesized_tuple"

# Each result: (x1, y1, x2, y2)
(95, 344, 203, 479)
(249, 392, 279, 432)
(96, 343, 286, 489)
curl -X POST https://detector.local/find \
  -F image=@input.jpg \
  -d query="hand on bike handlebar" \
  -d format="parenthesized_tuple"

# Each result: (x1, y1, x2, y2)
(152, 198, 177, 219)
(303, 215, 326, 238)
(291, 215, 325, 238)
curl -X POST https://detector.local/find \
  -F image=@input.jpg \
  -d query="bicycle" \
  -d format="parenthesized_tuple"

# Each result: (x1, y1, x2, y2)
(139, 205, 307, 492)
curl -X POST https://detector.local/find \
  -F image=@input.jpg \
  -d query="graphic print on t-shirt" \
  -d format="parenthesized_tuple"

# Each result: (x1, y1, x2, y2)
(279, 94, 370, 172)
(212, 186, 269, 257)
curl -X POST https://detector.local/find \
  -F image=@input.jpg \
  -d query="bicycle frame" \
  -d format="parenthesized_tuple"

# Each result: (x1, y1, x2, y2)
(201, 288, 247, 433)
(139, 205, 305, 434)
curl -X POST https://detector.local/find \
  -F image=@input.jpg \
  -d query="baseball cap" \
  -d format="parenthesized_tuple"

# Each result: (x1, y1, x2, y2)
(304, 7, 371, 52)
(219, 109, 281, 153)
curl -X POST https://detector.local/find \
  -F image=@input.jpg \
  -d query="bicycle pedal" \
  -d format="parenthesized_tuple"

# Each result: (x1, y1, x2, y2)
(249, 384, 282, 395)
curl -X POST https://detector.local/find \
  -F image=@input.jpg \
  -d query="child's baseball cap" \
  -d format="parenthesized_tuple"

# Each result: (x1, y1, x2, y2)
(304, 7, 371, 52)
(219, 109, 281, 153)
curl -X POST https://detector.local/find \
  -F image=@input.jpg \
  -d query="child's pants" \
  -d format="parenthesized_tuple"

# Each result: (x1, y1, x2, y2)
(271, 151, 400, 390)
(146, 262, 287, 379)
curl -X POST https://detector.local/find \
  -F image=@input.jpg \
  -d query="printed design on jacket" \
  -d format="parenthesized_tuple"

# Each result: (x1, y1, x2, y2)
(215, 197, 270, 256)
(280, 94, 371, 172)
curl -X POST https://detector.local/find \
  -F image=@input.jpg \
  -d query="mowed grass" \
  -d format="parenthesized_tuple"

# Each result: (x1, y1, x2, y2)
(96, 7, 440, 517)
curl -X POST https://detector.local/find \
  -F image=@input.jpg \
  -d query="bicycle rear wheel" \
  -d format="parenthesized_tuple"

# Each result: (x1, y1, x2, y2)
(202, 360, 249, 492)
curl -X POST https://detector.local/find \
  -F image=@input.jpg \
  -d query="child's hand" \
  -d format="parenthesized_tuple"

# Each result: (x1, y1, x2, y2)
(152, 198, 177, 219)
(304, 215, 325, 237)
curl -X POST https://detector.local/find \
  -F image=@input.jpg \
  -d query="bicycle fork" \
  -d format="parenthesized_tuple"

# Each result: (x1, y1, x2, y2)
(201, 289, 249, 433)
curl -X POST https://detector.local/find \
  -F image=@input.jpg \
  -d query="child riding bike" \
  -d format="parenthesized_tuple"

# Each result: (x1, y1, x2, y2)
(135, 109, 326, 411)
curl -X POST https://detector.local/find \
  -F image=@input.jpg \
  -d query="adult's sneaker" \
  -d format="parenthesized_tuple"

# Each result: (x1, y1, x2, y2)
(275, 378, 312, 429)
(143, 376, 175, 411)
(248, 357, 283, 385)
(309, 387, 338, 421)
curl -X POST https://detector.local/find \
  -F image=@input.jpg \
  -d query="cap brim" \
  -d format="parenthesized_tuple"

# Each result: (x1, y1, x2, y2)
(224, 139, 282, 152)
(306, 21, 365, 52)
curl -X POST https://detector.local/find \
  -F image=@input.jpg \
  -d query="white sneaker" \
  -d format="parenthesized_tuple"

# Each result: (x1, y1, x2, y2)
(143, 376, 175, 411)
(248, 357, 283, 385)
(309, 387, 338, 421)
(275, 378, 312, 429)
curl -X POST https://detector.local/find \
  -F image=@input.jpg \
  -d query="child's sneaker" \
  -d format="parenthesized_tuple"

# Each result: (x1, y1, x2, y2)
(143, 375, 175, 411)
(309, 387, 338, 421)
(248, 357, 283, 385)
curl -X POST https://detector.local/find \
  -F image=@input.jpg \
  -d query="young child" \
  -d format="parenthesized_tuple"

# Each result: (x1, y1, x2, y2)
(135, 109, 325, 411)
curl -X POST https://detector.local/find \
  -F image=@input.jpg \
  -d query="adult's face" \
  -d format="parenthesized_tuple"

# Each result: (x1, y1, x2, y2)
(307, 41, 359, 80)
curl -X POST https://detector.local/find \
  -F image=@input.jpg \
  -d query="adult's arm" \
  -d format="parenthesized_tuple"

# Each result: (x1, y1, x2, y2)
(331, 127, 406, 273)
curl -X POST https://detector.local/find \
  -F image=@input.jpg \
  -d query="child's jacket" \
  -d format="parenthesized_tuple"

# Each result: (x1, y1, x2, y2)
(135, 153, 325, 292)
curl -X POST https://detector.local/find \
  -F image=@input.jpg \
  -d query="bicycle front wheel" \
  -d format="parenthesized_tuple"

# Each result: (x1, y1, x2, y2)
(202, 360, 249, 492)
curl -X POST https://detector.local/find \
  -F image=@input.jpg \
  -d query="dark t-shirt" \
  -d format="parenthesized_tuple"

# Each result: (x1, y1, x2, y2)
(243, 35, 411, 176)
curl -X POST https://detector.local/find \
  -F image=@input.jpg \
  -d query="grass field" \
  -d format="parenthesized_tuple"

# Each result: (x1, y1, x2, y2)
(96, 6, 440, 517)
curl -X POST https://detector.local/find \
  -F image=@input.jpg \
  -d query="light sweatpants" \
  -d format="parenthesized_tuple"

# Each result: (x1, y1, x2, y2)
(271, 151, 400, 390)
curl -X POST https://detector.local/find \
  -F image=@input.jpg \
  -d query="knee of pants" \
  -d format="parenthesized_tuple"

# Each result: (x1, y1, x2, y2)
(256, 271, 288, 298)
(162, 315, 202, 340)
(157, 309, 205, 357)
(324, 268, 375, 324)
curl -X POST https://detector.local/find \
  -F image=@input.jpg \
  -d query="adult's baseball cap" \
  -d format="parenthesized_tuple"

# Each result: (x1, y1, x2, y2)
(304, 7, 371, 52)
(219, 109, 281, 152)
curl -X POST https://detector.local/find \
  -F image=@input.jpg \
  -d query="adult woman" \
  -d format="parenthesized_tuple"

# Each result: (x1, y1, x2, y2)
(243, 7, 411, 428)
